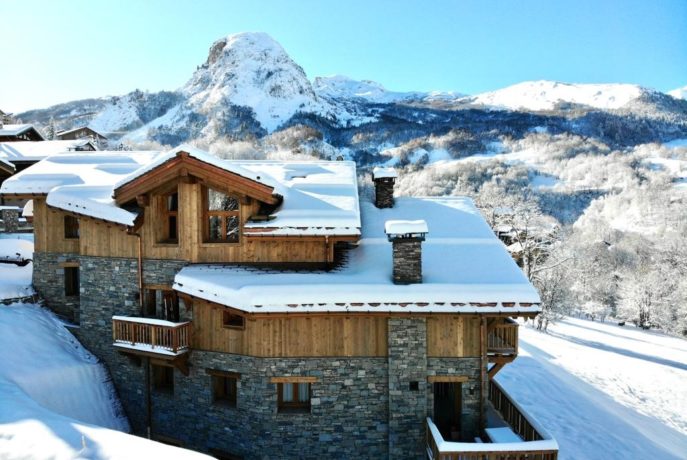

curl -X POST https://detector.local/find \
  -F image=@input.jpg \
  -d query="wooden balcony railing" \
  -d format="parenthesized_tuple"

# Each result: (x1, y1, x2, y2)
(487, 318, 518, 355)
(112, 316, 191, 356)
(426, 380, 558, 460)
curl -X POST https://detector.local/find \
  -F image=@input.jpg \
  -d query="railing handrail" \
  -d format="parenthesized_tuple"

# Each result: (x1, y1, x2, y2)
(426, 418, 558, 456)
(112, 316, 191, 354)
(490, 379, 558, 444)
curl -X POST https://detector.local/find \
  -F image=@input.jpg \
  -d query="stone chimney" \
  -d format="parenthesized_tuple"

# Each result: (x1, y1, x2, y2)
(372, 167, 397, 208)
(385, 220, 428, 284)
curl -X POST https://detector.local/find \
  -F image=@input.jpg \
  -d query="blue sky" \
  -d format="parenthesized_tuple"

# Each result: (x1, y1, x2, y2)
(1, 0, 686, 112)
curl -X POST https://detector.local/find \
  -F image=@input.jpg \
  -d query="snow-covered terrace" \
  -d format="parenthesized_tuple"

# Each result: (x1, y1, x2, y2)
(174, 198, 540, 314)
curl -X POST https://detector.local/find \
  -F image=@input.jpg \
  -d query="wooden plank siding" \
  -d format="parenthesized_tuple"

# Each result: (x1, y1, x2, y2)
(193, 301, 388, 357)
(33, 198, 80, 254)
(426, 316, 481, 357)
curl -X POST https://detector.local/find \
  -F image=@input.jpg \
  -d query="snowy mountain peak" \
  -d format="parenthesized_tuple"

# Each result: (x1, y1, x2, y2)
(467, 80, 648, 111)
(183, 32, 326, 132)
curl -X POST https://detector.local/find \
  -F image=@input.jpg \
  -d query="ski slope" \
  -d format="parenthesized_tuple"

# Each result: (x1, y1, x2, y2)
(498, 317, 687, 460)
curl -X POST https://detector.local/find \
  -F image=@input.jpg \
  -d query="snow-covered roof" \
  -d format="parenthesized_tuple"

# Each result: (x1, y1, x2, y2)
(0, 139, 96, 163)
(0, 124, 41, 138)
(114, 144, 276, 190)
(385, 219, 428, 236)
(240, 160, 360, 236)
(174, 198, 541, 314)
(56, 126, 107, 138)
(0, 151, 160, 226)
(372, 166, 398, 179)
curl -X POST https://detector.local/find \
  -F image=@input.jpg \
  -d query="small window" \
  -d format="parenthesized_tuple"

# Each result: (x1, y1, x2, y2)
(204, 188, 240, 243)
(152, 364, 174, 394)
(64, 266, 80, 297)
(277, 382, 311, 413)
(222, 311, 245, 329)
(212, 374, 238, 407)
(160, 191, 178, 243)
(64, 215, 79, 239)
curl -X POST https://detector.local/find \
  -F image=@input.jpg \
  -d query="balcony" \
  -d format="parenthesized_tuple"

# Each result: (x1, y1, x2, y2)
(112, 316, 192, 373)
(426, 380, 558, 460)
(487, 318, 518, 378)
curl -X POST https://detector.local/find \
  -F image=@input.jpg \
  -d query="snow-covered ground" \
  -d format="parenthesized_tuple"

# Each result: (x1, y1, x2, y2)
(0, 239, 211, 460)
(498, 317, 687, 460)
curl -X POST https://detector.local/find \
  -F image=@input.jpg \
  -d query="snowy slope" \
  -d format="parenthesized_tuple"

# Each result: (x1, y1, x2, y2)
(313, 75, 422, 103)
(498, 317, 687, 460)
(88, 95, 141, 135)
(466, 80, 646, 111)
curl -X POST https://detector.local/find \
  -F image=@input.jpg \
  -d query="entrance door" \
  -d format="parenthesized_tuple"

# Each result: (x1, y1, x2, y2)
(433, 382, 462, 441)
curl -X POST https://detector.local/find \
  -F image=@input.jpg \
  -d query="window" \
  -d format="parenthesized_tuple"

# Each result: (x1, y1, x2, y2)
(160, 191, 178, 243)
(152, 364, 174, 394)
(212, 374, 238, 407)
(64, 215, 79, 239)
(277, 382, 311, 413)
(64, 266, 79, 297)
(222, 311, 245, 329)
(204, 187, 240, 243)
(144, 288, 180, 322)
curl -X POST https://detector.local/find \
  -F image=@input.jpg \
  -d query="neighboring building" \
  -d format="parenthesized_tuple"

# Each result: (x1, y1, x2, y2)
(0, 145, 558, 459)
(0, 123, 45, 142)
(0, 139, 96, 173)
(56, 126, 108, 148)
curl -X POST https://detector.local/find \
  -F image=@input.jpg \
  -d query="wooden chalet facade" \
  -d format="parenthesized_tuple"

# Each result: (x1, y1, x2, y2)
(0, 123, 45, 142)
(0, 146, 557, 459)
(56, 126, 108, 147)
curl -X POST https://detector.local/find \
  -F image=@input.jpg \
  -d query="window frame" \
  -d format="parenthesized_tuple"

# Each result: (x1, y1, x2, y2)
(276, 382, 311, 414)
(63, 215, 79, 240)
(64, 266, 80, 297)
(152, 364, 174, 394)
(159, 190, 179, 244)
(207, 370, 240, 408)
(203, 186, 241, 244)
(222, 310, 245, 330)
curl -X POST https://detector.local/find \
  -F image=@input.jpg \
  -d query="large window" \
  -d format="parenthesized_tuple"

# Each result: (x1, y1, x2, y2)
(160, 191, 178, 243)
(204, 188, 240, 243)
(277, 382, 311, 413)
(64, 266, 79, 297)
(64, 215, 79, 239)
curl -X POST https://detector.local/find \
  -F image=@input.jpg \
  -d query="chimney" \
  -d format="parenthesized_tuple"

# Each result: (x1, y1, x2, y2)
(385, 220, 428, 284)
(372, 167, 397, 208)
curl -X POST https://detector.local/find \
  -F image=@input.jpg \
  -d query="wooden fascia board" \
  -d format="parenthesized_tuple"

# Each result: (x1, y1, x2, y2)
(114, 154, 278, 205)
(242, 234, 360, 242)
(0, 192, 47, 200)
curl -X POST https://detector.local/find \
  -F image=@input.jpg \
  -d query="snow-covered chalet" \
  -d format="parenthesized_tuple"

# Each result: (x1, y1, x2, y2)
(0, 145, 558, 459)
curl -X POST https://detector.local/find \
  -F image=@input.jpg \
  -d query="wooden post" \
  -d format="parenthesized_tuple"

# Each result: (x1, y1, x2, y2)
(480, 316, 487, 432)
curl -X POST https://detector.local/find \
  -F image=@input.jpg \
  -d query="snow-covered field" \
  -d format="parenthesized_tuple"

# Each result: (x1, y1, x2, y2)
(498, 317, 687, 460)
(0, 239, 211, 460)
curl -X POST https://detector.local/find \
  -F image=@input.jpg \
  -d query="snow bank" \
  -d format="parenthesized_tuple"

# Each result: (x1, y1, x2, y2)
(498, 317, 687, 459)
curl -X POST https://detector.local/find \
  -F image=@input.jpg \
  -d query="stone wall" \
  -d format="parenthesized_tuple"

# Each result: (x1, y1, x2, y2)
(33, 252, 81, 322)
(1, 208, 19, 232)
(374, 177, 395, 208)
(391, 239, 423, 284)
(388, 317, 427, 459)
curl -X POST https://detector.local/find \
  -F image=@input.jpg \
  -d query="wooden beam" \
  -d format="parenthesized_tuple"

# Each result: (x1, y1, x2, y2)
(270, 376, 318, 383)
(427, 375, 469, 383)
(488, 363, 506, 379)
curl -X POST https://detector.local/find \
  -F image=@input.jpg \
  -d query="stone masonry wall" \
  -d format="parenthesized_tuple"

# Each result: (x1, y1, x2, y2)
(374, 177, 395, 208)
(33, 252, 81, 322)
(388, 317, 427, 459)
(427, 358, 482, 441)
(392, 239, 423, 284)
(1, 208, 19, 232)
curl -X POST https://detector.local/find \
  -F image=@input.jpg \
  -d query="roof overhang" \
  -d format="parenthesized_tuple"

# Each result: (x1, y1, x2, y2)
(114, 151, 281, 206)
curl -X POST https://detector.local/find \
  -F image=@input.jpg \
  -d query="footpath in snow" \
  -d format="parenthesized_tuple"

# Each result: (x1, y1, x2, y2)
(498, 317, 687, 460)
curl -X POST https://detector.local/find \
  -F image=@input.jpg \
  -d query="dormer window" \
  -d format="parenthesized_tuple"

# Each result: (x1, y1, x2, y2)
(160, 190, 178, 244)
(204, 187, 240, 243)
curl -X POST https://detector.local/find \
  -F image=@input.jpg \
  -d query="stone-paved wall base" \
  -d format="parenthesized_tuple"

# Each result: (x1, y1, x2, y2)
(33, 252, 81, 322)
